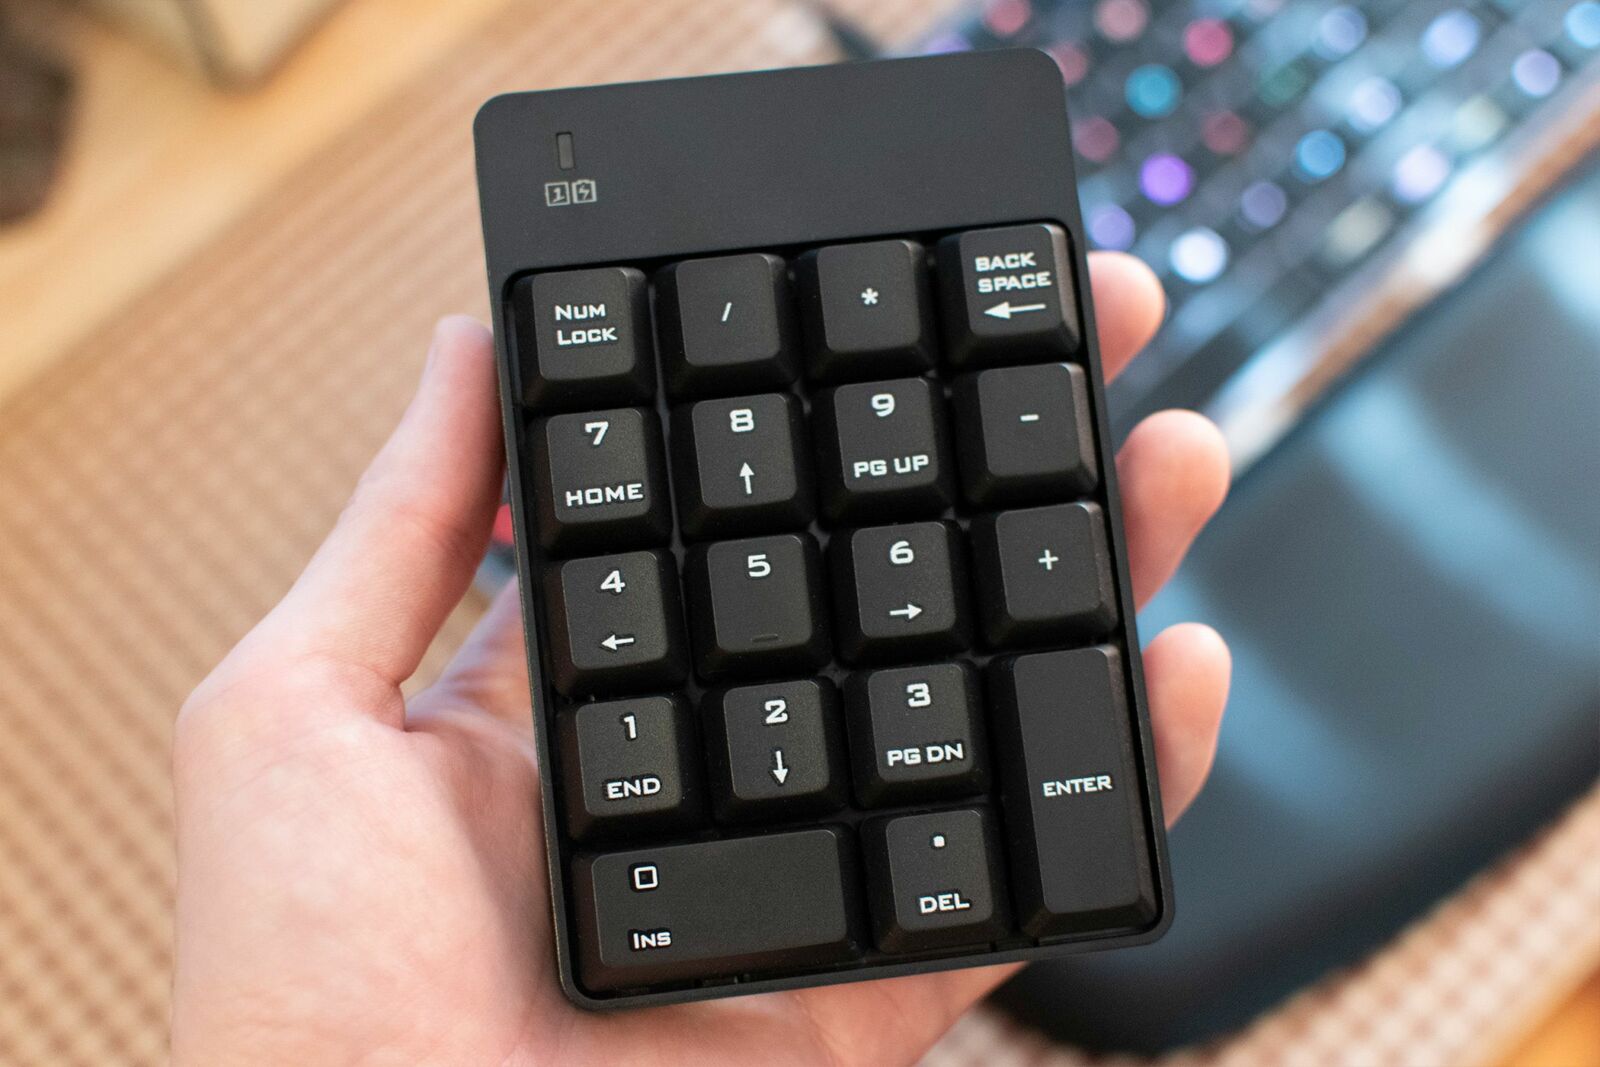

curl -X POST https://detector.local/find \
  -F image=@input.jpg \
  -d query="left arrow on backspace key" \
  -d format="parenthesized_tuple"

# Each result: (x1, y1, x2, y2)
(600, 633, 636, 652)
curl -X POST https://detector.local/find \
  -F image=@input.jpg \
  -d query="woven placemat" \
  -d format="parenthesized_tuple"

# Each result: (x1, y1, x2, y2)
(0, 1, 1593, 1063)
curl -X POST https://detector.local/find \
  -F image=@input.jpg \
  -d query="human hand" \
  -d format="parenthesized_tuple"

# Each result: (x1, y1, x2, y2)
(171, 252, 1231, 1067)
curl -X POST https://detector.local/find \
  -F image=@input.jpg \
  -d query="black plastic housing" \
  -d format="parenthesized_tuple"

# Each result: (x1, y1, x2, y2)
(472, 49, 1172, 1011)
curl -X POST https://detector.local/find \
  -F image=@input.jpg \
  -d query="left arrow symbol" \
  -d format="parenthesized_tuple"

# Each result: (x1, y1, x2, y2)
(983, 300, 1048, 320)
(600, 633, 635, 651)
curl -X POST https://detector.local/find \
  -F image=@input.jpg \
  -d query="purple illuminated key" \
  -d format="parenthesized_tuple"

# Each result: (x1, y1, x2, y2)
(1140, 153, 1193, 205)
(1087, 204, 1136, 251)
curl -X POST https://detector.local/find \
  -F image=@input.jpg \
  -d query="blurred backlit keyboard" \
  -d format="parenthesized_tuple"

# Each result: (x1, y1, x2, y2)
(917, 0, 1600, 424)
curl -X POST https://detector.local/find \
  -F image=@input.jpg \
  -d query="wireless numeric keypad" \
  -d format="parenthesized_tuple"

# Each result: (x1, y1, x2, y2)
(477, 51, 1169, 1009)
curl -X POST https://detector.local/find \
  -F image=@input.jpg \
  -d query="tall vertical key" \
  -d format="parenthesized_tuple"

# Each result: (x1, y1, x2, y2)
(987, 646, 1157, 936)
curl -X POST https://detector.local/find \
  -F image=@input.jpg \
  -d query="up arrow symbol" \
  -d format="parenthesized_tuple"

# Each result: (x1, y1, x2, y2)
(738, 462, 754, 496)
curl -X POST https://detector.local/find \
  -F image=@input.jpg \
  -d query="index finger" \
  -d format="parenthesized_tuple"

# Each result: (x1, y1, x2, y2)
(1087, 250, 1166, 381)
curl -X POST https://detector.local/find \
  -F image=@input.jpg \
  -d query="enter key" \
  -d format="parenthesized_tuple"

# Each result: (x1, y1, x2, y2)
(987, 646, 1159, 937)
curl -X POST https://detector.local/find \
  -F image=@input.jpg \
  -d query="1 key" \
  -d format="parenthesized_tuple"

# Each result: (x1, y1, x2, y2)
(557, 695, 703, 841)
(671, 393, 813, 539)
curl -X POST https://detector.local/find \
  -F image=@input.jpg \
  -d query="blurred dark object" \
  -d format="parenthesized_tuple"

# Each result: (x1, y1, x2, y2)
(0, 9, 72, 225)
(996, 151, 1600, 1052)
(896, 2, 1600, 1050)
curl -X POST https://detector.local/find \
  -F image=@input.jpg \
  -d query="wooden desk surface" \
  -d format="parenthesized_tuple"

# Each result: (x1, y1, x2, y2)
(0, 0, 510, 405)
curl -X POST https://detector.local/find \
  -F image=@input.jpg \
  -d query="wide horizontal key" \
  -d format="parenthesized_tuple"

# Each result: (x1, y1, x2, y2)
(541, 550, 688, 698)
(527, 407, 672, 555)
(987, 647, 1157, 937)
(557, 695, 703, 842)
(572, 828, 859, 991)
(952, 362, 1097, 507)
(936, 223, 1082, 369)
(514, 267, 655, 410)
(860, 808, 1009, 953)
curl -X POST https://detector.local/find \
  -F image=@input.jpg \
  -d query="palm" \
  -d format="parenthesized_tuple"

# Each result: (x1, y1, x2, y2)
(173, 258, 1232, 1067)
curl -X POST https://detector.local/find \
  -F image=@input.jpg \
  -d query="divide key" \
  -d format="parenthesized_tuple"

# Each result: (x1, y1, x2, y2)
(936, 223, 1082, 369)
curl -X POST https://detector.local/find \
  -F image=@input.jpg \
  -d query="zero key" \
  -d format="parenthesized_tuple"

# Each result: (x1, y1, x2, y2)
(572, 828, 858, 991)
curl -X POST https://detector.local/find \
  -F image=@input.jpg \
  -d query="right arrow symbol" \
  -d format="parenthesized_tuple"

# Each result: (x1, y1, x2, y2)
(983, 300, 1047, 320)
(888, 603, 923, 620)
